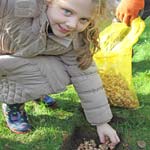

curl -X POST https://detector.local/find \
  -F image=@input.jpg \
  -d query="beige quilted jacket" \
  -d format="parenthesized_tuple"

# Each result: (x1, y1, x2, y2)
(0, 0, 112, 125)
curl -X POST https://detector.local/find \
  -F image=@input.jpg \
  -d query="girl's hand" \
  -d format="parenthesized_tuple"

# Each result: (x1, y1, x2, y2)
(96, 123, 120, 149)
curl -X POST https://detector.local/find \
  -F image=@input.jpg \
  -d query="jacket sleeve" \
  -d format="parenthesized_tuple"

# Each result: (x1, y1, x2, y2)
(60, 50, 113, 126)
(14, 0, 40, 18)
(0, 0, 39, 18)
(0, 0, 14, 18)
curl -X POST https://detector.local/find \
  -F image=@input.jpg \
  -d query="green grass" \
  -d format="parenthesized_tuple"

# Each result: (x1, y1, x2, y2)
(0, 86, 85, 150)
(1, 18, 150, 149)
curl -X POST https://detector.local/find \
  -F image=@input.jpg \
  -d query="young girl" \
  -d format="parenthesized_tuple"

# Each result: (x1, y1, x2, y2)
(0, 0, 120, 148)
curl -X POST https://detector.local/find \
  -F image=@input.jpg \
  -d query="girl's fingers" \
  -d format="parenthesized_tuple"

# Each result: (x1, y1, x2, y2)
(99, 133, 105, 143)
(108, 134, 120, 149)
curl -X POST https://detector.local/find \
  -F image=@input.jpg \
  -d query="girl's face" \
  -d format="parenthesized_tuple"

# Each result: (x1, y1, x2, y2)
(47, 0, 96, 37)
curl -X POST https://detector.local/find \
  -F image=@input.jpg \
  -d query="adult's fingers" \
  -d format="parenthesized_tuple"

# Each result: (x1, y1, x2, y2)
(130, 15, 137, 24)
(123, 14, 131, 26)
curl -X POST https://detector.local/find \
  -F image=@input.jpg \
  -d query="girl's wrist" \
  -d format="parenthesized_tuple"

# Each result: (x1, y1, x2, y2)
(96, 123, 108, 128)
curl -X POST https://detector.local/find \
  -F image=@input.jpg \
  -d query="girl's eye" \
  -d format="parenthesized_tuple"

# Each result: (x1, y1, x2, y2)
(80, 18, 90, 24)
(63, 9, 72, 16)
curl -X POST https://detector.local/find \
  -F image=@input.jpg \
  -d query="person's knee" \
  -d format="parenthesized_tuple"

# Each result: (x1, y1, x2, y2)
(33, 56, 71, 92)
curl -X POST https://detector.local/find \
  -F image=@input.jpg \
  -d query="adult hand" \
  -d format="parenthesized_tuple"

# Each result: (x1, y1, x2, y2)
(116, 0, 144, 25)
(97, 123, 120, 149)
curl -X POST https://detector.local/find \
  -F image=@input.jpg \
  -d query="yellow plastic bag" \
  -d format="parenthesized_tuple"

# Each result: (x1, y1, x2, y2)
(93, 17, 145, 108)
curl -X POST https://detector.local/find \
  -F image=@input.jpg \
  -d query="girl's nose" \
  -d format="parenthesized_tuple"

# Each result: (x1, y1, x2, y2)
(66, 17, 78, 29)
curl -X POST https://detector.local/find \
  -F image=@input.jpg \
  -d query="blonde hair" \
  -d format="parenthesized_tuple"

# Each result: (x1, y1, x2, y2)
(87, 0, 106, 53)
(75, 0, 106, 70)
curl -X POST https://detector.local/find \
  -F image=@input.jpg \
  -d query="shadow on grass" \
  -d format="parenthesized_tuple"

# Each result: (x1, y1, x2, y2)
(61, 125, 99, 150)
(0, 135, 66, 150)
(132, 60, 150, 74)
(0, 137, 50, 150)
(0, 138, 26, 149)
(55, 98, 80, 112)
(137, 93, 150, 105)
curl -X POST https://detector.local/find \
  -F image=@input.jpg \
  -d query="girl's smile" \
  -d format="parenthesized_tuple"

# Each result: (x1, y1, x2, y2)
(47, 0, 96, 37)
(57, 24, 71, 34)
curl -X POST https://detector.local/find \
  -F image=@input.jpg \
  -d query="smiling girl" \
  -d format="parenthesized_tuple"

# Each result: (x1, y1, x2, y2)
(0, 0, 119, 148)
